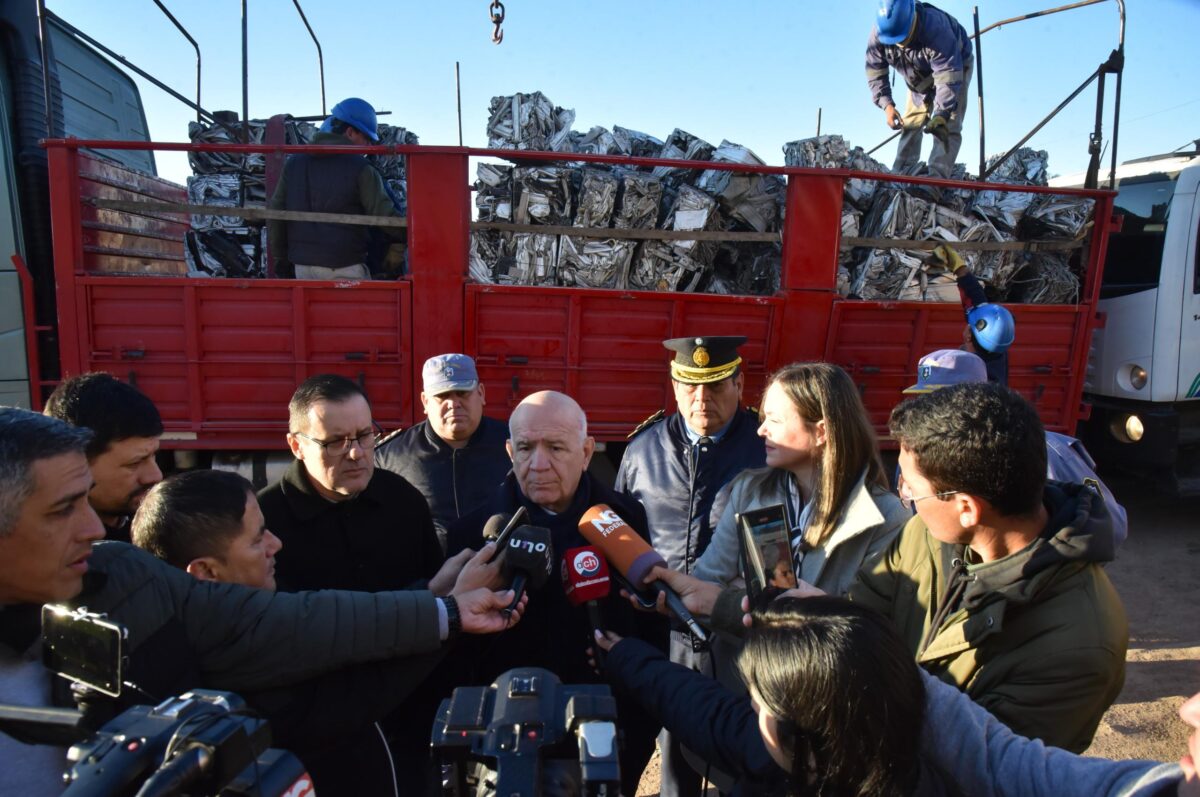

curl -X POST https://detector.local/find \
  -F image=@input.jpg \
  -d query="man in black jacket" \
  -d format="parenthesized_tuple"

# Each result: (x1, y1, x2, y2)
(614, 336, 765, 797)
(376, 353, 511, 552)
(43, 372, 164, 543)
(0, 408, 522, 797)
(447, 390, 665, 795)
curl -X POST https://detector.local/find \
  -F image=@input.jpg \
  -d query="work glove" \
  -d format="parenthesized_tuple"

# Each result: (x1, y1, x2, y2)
(930, 243, 966, 275)
(885, 104, 902, 130)
(925, 115, 950, 143)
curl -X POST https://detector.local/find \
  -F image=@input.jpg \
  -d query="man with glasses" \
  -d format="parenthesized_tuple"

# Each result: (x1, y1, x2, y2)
(258, 374, 446, 594)
(849, 382, 1128, 753)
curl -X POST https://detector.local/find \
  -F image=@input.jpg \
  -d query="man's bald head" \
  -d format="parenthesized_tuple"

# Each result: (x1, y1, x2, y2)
(506, 391, 593, 513)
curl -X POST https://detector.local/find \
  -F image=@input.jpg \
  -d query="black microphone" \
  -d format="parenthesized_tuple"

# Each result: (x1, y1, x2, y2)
(482, 507, 528, 564)
(502, 525, 553, 615)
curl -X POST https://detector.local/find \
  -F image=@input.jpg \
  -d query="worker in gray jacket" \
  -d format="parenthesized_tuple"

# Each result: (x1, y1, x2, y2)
(866, 0, 973, 179)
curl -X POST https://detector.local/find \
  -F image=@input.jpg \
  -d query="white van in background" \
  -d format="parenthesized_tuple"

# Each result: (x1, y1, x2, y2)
(1051, 144, 1200, 495)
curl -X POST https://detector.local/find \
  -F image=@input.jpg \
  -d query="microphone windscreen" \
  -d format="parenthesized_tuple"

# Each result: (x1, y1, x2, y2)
(504, 525, 554, 589)
(482, 512, 513, 542)
(577, 504, 666, 587)
(561, 546, 611, 606)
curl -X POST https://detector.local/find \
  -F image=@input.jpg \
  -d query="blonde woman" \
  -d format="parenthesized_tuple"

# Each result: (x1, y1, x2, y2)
(693, 362, 907, 598)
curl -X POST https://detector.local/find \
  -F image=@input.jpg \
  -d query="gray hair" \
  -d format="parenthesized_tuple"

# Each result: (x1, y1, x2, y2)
(0, 408, 93, 537)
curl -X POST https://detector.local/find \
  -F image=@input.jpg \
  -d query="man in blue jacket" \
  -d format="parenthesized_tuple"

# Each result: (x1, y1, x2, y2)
(866, 0, 974, 179)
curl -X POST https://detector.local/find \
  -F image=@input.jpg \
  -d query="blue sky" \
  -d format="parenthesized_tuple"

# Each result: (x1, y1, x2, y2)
(51, 0, 1200, 185)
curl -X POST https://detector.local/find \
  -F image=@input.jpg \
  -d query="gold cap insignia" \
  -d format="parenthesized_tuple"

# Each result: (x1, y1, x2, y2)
(692, 346, 710, 367)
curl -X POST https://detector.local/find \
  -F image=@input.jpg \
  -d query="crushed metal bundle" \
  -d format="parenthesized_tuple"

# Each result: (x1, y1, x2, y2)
(514, 167, 574, 226)
(663, 185, 723, 267)
(784, 135, 888, 210)
(629, 243, 707, 293)
(183, 227, 266, 279)
(475, 164, 515, 222)
(187, 115, 315, 175)
(1021, 194, 1096, 240)
(556, 236, 636, 289)
(612, 126, 664, 159)
(574, 169, 620, 229)
(188, 175, 251, 231)
(698, 142, 784, 233)
(710, 243, 782, 296)
(1008, 252, 1081, 305)
(509, 233, 559, 285)
(973, 148, 1049, 231)
(468, 231, 511, 283)
(653, 129, 715, 184)
(367, 124, 419, 180)
(560, 126, 620, 156)
(614, 172, 664, 230)
(486, 91, 576, 151)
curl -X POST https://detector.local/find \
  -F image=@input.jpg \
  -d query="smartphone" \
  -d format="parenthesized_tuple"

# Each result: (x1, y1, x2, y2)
(736, 504, 798, 606)
(41, 605, 127, 698)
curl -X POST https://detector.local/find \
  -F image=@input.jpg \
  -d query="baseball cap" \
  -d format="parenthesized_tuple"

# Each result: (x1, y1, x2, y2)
(904, 349, 987, 394)
(422, 354, 479, 396)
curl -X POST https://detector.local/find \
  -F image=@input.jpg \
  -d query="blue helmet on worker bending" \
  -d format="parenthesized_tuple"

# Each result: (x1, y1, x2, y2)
(328, 97, 379, 142)
(968, 303, 1016, 354)
(876, 0, 917, 45)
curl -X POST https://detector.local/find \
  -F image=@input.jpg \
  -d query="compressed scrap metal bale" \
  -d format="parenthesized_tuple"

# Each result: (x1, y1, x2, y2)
(510, 233, 559, 285)
(614, 172, 664, 229)
(973, 148, 1049, 231)
(653, 129, 715, 185)
(1007, 252, 1080, 304)
(187, 116, 315, 175)
(475, 163, 515, 222)
(187, 175, 247, 231)
(628, 243, 707, 293)
(486, 91, 575, 151)
(557, 236, 636, 289)
(697, 141, 784, 233)
(663, 184, 722, 267)
(514, 167, 573, 226)
(367, 124, 419, 180)
(710, 242, 781, 296)
(184, 227, 265, 278)
(1021, 193, 1095, 240)
(783, 135, 887, 211)
(612, 126, 663, 159)
(468, 231, 512, 284)
(559, 126, 620, 156)
(574, 169, 619, 229)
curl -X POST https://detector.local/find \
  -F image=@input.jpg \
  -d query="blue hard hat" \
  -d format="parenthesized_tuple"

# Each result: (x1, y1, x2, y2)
(876, 0, 916, 45)
(967, 304, 1016, 354)
(328, 97, 379, 142)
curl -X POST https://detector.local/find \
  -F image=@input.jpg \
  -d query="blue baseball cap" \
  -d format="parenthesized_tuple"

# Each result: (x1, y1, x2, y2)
(422, 353, 479, 396)
(904, 349, 988, 394)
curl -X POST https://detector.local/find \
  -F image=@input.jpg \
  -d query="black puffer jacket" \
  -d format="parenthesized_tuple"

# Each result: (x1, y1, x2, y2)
(615, 408, 765, 574)
(375, 416, 511, 552)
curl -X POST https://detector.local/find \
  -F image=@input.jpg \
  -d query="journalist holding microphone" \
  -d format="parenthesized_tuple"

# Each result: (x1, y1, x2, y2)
(0, 408, 525, 797)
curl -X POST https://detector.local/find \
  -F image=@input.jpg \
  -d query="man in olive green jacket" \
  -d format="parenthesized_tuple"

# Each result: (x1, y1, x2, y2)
(849, 383, 1127, 753)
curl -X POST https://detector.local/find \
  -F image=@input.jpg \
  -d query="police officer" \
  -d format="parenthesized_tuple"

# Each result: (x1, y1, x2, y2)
(614, 336, 765, 797)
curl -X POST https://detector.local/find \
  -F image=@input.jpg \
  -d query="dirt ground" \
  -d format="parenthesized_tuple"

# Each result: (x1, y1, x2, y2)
(636, 473, 1200, 796)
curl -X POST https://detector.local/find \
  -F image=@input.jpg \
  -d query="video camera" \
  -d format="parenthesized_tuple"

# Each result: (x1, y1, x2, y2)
(431, 668, 620, 797)
(0, 606, 309, 797)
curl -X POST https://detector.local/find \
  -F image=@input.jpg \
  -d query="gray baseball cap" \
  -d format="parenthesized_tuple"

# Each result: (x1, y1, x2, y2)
(422, 353, 479, 396)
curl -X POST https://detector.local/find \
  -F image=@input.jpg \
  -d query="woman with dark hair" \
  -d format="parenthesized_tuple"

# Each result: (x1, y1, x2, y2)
(693, 363, 908, 599)
(599, 597, 929, 796)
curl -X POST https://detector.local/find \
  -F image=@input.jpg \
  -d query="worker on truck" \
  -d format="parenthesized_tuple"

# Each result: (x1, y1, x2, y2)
(267, 97, 400, 280)
(866, 0, 974, 181)
(932, 243, 1015, 385)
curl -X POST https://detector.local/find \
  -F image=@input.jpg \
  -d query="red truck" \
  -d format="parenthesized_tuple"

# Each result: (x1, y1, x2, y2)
(36, 138, 1116, 464)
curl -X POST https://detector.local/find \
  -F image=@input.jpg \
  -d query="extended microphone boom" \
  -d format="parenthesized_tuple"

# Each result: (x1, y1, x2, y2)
(577, 505, 707, 643)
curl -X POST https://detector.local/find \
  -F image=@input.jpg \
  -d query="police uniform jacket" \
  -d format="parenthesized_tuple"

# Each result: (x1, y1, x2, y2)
(375, 416, 512, 553)
(615, 407, 765, 574)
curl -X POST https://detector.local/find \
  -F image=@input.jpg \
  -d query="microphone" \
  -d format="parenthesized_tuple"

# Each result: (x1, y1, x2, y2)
(502, 525, 553, 615)
(577, 505, 708, 643)
(482, 506, 528, 564)
(482, 512, 512, 542)
(563, 546, 612, 668)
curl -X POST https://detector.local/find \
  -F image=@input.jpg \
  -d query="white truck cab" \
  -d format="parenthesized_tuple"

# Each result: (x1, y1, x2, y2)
(1051, 145, 1200, 494)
